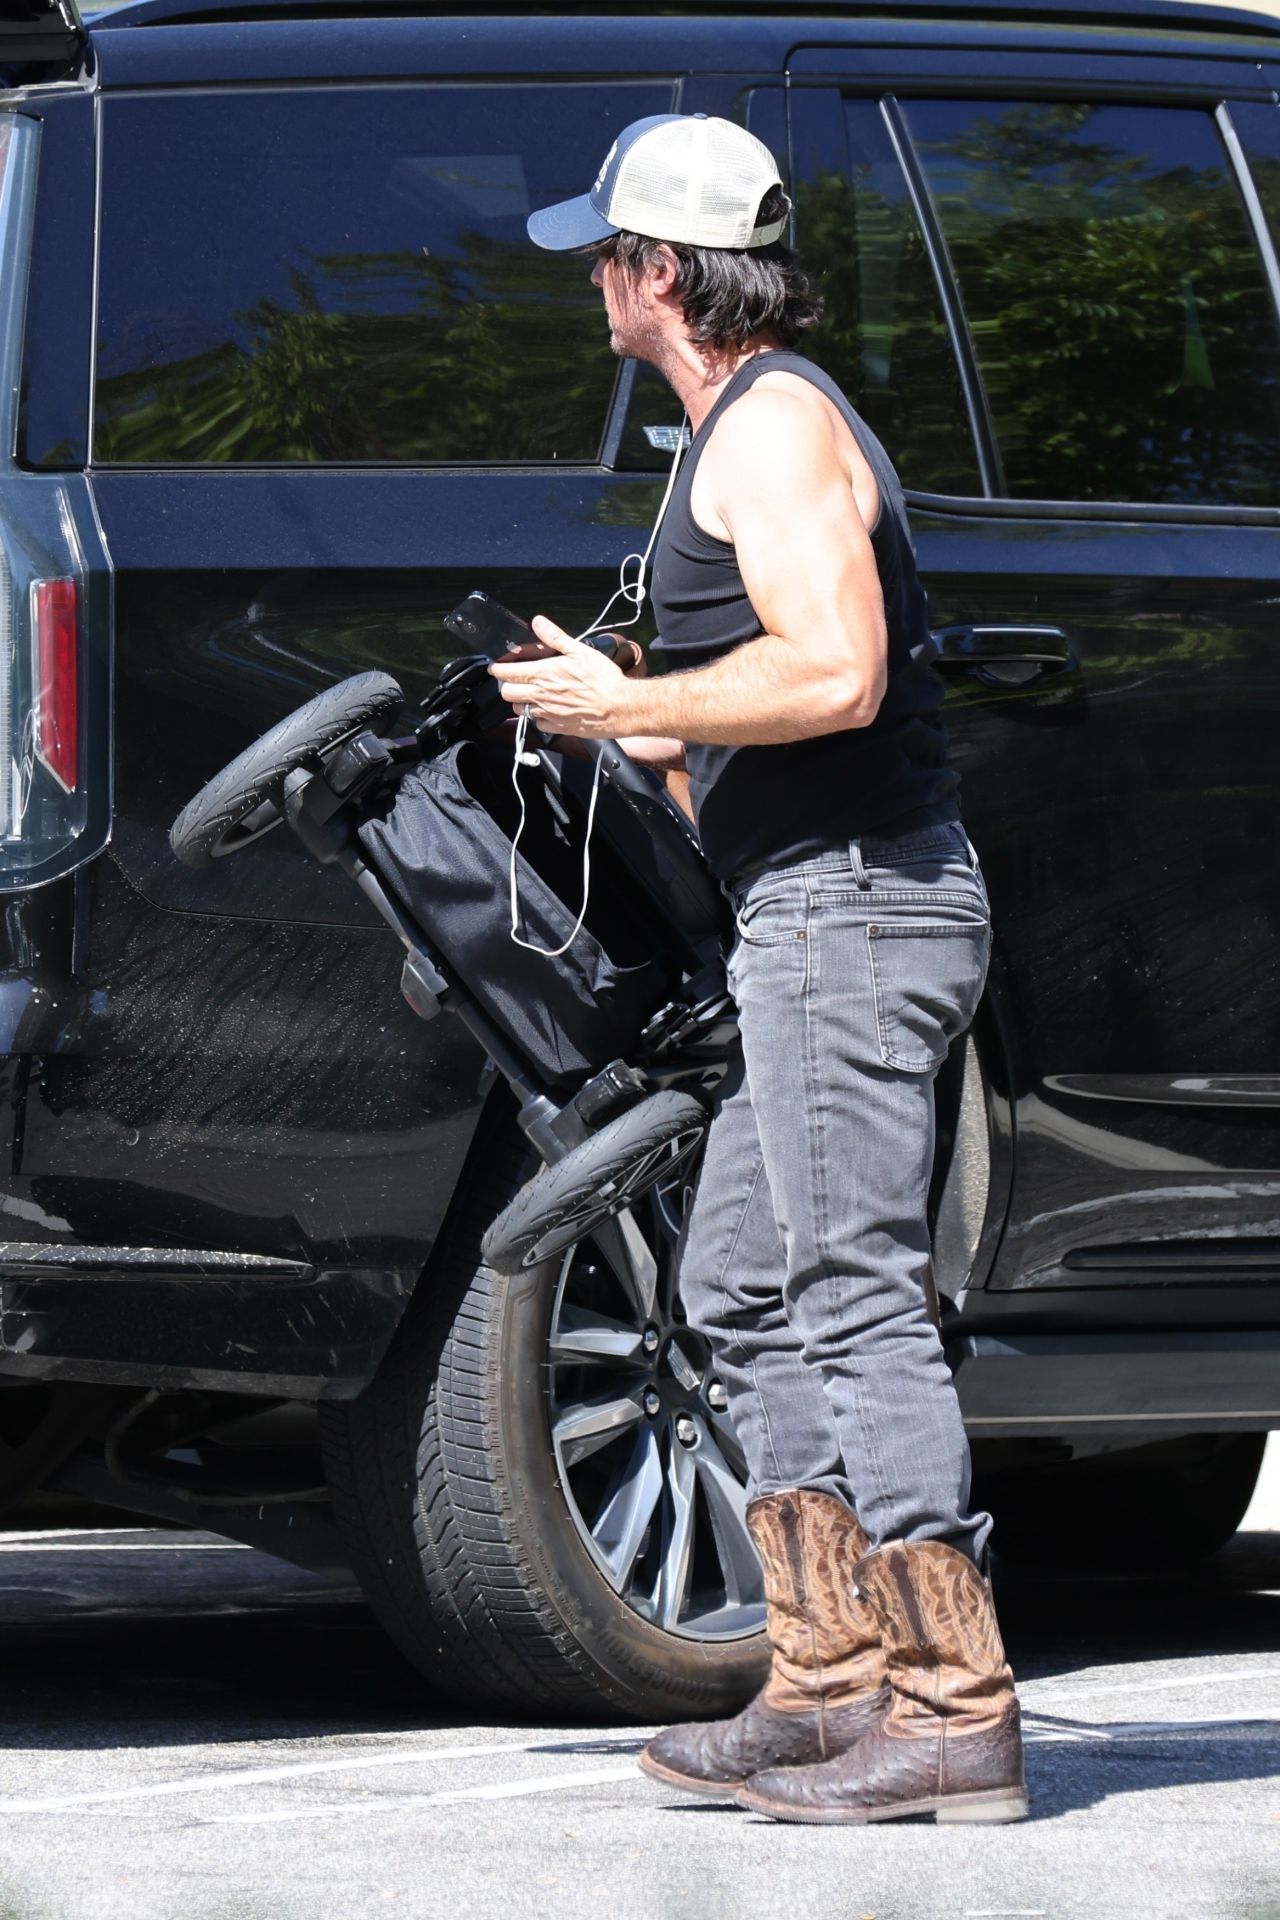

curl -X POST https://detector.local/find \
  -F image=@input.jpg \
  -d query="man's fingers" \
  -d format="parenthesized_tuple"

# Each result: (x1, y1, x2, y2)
(487, 617, 579, 680)
(530, 613, 583, 654)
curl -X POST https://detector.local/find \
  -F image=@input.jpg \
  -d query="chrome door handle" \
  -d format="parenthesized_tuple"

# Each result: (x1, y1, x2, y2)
(931, 624, 1077, 688)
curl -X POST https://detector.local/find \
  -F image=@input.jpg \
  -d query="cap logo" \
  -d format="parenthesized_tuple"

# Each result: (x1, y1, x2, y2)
(593, 139, 618, 195)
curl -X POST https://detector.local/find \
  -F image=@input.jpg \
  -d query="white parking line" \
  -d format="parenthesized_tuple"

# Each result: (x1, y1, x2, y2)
(1024, 1712, 1280, 1741)
(0, 1737, 643, 1815)
(185, 1716, 1280, 1831)
(1, 1705, 1271, 1828)
(204, 1763, 643, 1826)
(0, 1543, 249, 1553)
(429, 1762, 640, 1805)
(1021, 1668, 1280, 1707)
(0, 1536, 247, 1551)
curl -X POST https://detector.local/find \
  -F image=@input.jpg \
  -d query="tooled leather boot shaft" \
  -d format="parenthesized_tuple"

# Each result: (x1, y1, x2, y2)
(747, 1490, 886, 1711)
(639, 1489, 889, 1795)
(738, 1537, 1026, 1823)
(852, 1539, 1016, 1735)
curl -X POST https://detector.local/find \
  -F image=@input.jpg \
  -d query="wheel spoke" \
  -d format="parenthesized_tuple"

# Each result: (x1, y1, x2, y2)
(693, 1420, 763, 1608)
(653, 1437, 697, 1631)
(704, 1402, 747, 1477)
(588, 1426, 665, 1592)
(590, 1211, 659, 1325)
(547, 1305, 646, 1368)
(650, 1166, 694, 1244)
(647, 1171, 696, 1320)
(546, 1154, 762, 1646)
(552, 1389, 645, 1469)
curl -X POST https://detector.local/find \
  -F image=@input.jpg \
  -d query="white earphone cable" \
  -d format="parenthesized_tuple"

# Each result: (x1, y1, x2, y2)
(508, 415, 689, 959)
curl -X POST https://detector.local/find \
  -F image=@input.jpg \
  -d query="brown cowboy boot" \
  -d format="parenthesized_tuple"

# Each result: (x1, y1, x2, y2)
(638, 1489, 889, 1798)
(739, 1538, 1028, 1824)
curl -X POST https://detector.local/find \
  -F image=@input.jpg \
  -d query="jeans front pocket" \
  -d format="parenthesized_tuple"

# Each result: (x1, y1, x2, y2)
(867, 916, 992, 1073)
(733, 884, 809, 949)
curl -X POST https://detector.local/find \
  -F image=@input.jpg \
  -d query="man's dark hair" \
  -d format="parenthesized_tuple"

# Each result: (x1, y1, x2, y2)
(594, 186, 824, 352)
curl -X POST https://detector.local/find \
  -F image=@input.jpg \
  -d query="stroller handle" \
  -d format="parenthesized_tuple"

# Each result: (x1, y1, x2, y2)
(578, 735, 665, 801)
(572, 735, 726, 949)
(573, 733, 708, 856)
(582, 632, 644, 672)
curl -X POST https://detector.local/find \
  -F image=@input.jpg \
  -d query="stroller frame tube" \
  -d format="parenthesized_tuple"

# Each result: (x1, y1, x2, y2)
(337, 843, 578, 1166)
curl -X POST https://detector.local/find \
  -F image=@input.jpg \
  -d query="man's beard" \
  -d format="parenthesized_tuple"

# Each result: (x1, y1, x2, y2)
(605, 293, 663, 368)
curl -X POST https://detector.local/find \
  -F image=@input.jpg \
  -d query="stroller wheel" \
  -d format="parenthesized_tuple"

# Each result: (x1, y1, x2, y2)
(169, 671, 405, 868)
(482, 1090, 707, 1275)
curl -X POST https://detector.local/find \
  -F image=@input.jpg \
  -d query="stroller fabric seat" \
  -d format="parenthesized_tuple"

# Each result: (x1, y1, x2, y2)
(358, 739, 674, 1089)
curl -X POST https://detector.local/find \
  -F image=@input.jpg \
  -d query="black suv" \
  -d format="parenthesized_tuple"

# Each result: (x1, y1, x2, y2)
(1, 0, 1278, 1720)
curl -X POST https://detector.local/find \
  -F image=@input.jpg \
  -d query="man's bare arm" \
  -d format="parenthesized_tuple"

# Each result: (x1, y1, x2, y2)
(492, 387, 888, 744)
(545, 731, 686, 771)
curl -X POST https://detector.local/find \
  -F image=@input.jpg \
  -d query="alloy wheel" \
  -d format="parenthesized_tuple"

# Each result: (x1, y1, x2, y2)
(546, 1168, 765, 1641)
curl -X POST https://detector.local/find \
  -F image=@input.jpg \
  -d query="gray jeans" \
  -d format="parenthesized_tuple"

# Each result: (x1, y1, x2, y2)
(678, 819, 993, 1565)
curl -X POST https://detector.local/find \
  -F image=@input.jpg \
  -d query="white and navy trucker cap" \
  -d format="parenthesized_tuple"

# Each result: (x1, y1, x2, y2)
(527, 113, 790, 252)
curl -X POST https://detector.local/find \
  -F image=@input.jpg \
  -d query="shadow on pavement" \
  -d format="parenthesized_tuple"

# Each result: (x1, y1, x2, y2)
(0, 1524, 1275, 1759)
(994, 1526, 1280, 1684)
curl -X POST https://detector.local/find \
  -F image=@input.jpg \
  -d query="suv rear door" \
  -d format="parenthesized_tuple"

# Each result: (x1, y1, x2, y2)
(788, 24, 1280, 1306)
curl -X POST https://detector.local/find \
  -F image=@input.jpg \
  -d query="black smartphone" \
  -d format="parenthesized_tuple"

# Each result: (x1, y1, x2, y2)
(444, 590, 633, 667)
(444, 591, 544, 659)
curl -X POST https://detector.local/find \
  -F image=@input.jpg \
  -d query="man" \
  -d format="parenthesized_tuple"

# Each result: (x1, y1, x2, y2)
(495, 113, 1026, 1826)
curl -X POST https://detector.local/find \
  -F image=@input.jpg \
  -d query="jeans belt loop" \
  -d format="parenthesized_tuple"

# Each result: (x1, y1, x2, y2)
(847, 836, 871, 891)
(963, 826, 981, 873)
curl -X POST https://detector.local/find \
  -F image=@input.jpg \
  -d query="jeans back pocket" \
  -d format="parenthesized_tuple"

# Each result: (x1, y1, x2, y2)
(867, 917, 992, 1073)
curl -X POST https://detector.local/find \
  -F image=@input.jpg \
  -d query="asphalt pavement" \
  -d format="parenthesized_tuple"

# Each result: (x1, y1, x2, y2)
(0, 1444, 1278, 1920)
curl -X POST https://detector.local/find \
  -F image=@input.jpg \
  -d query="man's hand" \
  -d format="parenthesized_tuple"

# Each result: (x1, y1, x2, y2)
(490, 616, 637, 738)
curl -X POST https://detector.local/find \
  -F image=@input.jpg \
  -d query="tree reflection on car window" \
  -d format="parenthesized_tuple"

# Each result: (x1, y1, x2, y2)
(799, 103, 984, 498)
(93, 85, 673, 466)
(902, 99, 1280, 505)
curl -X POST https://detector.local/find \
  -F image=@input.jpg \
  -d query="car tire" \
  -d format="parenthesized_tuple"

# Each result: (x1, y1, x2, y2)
(981, 1432, 1266, 1574)
(320, 1093, 768, 1718)
(169, 670, 405, 867)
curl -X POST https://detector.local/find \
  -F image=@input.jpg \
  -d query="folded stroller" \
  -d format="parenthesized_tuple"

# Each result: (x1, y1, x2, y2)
(169, 631, 736, 1274)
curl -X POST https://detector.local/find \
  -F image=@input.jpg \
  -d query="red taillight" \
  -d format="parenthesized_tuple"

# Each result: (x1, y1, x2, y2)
(31, 577, 78, 794)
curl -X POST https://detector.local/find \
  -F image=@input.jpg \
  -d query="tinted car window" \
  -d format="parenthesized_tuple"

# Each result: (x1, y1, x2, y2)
(614, 362, 689, 472)
(1225, 101, 1280, 273)
(616, 102, 981, 491)
(791, 104, 980, 496)
(94, 83, 673, 466)
(903, 100, 1280, 506)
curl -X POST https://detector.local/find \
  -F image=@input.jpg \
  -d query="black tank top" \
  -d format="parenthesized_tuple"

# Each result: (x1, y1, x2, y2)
(648, 351, 959, 883)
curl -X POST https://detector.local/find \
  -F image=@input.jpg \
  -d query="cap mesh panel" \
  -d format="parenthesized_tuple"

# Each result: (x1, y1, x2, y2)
(608, 117, 785, 249)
